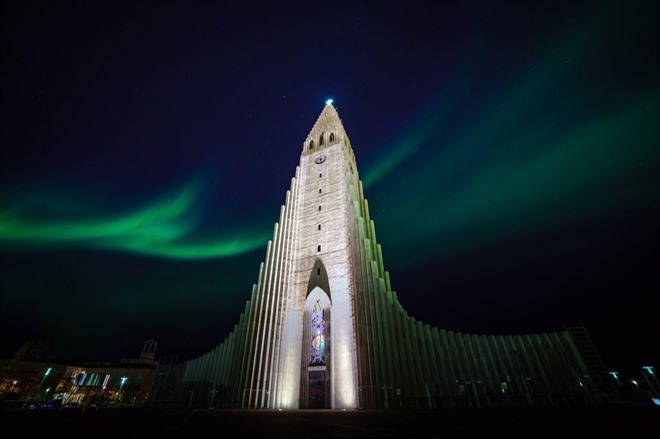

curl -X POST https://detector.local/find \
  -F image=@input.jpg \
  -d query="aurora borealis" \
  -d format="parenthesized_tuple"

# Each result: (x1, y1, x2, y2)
(0, 178, 272, 259)
(1, 1, 658, 370)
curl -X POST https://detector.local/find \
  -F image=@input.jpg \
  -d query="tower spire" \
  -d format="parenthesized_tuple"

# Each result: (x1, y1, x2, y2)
(303, 101, 348, 154)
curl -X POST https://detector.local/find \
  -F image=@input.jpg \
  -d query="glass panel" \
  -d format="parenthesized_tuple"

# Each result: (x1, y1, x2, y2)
(310, 300, 326, 365)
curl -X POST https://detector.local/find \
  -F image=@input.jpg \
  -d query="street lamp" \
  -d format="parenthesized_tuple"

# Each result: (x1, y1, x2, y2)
(609, 371, 621, 386)
(115, 377, 128, 402)
(37, 368, 51, 399)
(641, 366, 658, 396)
(26, 367, 52, 408)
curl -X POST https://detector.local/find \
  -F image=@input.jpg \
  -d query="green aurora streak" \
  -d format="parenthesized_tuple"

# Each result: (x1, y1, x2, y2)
(362, 1, 659, 262)
(371, 91, 659, 257)
(0, 2, 656, 265)
(0, 179, 271, 259)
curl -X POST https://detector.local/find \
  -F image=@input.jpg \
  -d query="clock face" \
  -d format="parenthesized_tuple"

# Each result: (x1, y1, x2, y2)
(315, 155, 327, 164)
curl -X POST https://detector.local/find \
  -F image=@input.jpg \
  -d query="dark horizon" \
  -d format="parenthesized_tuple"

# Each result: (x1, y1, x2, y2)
(1, 1, 658, 373)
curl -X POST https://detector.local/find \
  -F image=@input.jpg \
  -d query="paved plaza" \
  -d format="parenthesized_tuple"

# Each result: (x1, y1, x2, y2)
(3, 404, 658, 438)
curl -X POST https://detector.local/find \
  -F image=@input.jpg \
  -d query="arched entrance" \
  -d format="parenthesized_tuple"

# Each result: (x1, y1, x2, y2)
(301, 286, 331, 409)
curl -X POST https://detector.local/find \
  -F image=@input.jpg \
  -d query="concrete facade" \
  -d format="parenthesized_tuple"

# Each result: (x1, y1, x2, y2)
(155, 104, 601, 409)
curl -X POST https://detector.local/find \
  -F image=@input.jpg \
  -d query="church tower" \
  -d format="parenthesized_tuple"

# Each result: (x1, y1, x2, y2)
(166, 103, 599, 410)
(275, 102, 362, 409)
(235, 101, 366, 409)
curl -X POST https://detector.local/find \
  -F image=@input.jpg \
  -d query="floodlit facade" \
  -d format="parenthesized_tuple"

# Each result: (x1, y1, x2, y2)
(152, 104, 606, 409)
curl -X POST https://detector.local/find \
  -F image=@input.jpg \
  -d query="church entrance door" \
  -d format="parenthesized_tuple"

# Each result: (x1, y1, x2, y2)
(308, 367, 326, 409)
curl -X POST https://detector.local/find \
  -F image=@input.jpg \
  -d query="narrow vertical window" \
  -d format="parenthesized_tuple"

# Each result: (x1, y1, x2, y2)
(310, 300, 326, 365)
(317, 245, 321, 252)
(319, 188, 322, 194)
(317, 268, 321, 276)
(318, 205, 321, 211)
(319, 134, 324, 146)
(329, 133, 335, 142)
(319, 173, 322, 178)
(318, 224, 321, 231)
(309, 140, 315, 150)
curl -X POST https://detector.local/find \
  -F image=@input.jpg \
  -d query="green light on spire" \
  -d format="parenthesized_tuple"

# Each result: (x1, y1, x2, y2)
(325, 99, 333, 106)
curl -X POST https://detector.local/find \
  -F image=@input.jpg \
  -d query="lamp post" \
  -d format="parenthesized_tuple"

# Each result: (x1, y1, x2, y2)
(26, 367, 52, 408)
(641, 366, 658, 397)
(36, 368, 51, 399)
(609, 371, 621, 386)
(115, 377, 128, 402)
(210, 387, 217, 409)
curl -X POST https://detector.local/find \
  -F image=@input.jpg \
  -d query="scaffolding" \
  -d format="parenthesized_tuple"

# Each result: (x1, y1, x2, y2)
(564, 323, 619, 400)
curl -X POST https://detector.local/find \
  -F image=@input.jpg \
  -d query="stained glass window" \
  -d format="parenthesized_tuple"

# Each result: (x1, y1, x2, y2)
(310, 300, 326, 365)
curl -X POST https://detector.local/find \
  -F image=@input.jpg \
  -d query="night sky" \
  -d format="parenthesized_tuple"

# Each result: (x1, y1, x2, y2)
(1, 1, 658, 372)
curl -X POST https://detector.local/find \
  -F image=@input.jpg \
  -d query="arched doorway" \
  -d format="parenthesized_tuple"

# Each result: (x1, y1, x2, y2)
(301, 287, 331, 409)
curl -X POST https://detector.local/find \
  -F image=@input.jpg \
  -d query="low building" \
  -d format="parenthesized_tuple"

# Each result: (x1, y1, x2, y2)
(0, 340, 158, 407)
